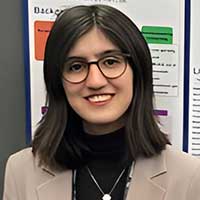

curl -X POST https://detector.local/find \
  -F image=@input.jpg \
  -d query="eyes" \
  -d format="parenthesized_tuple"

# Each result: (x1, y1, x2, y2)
(69, 63, 85, 73)
(62, 53, 129, 83)
(104, 58, 121, 66)
(63, 55, 124, 73)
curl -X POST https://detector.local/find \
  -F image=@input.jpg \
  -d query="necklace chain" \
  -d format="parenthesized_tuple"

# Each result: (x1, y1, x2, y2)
(72, 162, 134, 200)
(86, 166, 126, 199)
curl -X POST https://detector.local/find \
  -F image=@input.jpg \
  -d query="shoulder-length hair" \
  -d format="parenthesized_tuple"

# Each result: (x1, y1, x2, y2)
(32, 4, 169, 170)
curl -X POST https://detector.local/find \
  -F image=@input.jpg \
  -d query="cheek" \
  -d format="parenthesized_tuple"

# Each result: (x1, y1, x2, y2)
(123, 67, 134, 109)
(124, 78, 133, 109)
(121, 66, 134, 99)
(63, 83, 71, 99)
(62, 82, 81, 105)
(111, 66, 133, 114)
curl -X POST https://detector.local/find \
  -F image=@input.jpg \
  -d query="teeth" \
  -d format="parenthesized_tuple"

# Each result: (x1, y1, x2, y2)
(88, 95, 112, 102)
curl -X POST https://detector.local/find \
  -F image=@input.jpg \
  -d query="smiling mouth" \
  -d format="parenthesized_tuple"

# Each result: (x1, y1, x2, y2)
(86, 94, 113, 103)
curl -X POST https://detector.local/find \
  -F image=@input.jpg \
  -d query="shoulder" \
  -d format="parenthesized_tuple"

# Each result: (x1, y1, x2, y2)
(136, 144, 200, 177)
(133, 145, 200, 199)
(164, 145, 200, 193)
(8, 147, 34, 163)
(164, 145, 200, 171)
(6, 147, 36, 172)
(3, 148, 38, 199)
(5, 147, 70, 178)
(136, 144, 200, 182)
(5, 147, 40, 182)
(3, 148, 72, 200)
(163, 145, 200, 198)
(6, 147, 59, 177)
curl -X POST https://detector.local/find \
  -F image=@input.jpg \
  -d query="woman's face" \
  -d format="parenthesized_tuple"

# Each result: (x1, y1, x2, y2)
(62, 27, 133, 134)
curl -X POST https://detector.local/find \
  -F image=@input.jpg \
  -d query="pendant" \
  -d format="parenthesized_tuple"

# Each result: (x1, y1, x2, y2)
(102, 194, 111, 200)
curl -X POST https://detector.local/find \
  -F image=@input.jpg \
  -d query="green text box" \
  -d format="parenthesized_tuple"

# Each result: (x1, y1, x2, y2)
(142, 26, 173, 44)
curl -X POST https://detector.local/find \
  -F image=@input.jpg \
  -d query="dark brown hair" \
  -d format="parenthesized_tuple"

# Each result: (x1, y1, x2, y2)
(32, 4, 169, 170)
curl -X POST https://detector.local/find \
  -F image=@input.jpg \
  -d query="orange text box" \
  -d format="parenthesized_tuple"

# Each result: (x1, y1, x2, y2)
(34, 21, 54, 61)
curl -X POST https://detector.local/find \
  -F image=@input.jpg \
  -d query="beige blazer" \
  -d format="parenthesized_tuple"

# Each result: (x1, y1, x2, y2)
(3, 145, 200, 200)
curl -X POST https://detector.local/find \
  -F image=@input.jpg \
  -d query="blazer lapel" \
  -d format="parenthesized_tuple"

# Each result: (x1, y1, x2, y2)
(35, 149, 168, 200)
(36, 168, 72, 200)
(127, 150, 167, 200)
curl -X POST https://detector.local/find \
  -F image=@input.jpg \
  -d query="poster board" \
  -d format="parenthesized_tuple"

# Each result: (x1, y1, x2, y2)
(188, 0, 200, 157)
(24, 0, 186, 151)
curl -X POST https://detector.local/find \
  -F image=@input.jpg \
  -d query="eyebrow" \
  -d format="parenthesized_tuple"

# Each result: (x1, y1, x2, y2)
(66, 49, 122, 61)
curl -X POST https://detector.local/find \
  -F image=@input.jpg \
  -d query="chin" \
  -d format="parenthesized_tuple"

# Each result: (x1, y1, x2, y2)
(83, 114, 125, 126)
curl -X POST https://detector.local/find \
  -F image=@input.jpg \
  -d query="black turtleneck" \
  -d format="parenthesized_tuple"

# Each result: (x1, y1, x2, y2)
(74, 128, 133, 200)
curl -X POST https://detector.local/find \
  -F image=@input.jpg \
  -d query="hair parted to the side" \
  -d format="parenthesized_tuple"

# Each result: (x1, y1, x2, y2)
(32, 4, 169, 170)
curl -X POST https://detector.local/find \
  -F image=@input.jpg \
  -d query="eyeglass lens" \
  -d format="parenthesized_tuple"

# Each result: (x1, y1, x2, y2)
(63, 53, 129, 83)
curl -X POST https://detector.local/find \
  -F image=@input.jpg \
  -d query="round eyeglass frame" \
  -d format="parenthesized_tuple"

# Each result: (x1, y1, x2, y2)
(62, 53, 131, 84)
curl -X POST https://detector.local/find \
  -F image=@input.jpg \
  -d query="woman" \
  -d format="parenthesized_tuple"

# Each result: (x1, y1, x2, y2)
(3, 4, 200, 200)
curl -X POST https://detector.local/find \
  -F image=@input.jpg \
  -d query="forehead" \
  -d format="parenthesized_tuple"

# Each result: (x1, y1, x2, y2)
(67, 27, 120, 58)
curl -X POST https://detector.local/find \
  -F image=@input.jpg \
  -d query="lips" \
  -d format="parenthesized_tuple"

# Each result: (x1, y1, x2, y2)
(85, 94, 113, 104)
(88, 94, 112, 102)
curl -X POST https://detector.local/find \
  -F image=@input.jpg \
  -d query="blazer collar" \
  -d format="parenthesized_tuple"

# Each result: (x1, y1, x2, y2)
(35, 147, 168, 200)
(36, 167, 72, 200)
(127, 148, 167, 200)
(34, 155, 72, 200)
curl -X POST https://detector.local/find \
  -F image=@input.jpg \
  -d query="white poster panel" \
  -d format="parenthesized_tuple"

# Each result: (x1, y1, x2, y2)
(150, 44, 178, 96)
(188, 0, 200, 157)
(27, 0, 185, 150)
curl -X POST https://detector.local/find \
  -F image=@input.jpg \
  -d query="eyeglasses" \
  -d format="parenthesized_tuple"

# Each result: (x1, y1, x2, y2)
(62, 52, 130, 83)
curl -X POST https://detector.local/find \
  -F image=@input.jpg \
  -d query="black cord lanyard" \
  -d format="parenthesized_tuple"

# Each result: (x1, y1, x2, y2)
(72, 162, 134, 200)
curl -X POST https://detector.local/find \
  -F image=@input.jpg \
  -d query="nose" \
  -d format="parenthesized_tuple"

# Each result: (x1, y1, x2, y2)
(85, 64, 108, 89)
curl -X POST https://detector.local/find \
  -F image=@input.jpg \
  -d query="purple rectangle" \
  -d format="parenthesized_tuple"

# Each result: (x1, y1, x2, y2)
(41, 106, 48, 115)
(154, 109, 168, 116)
